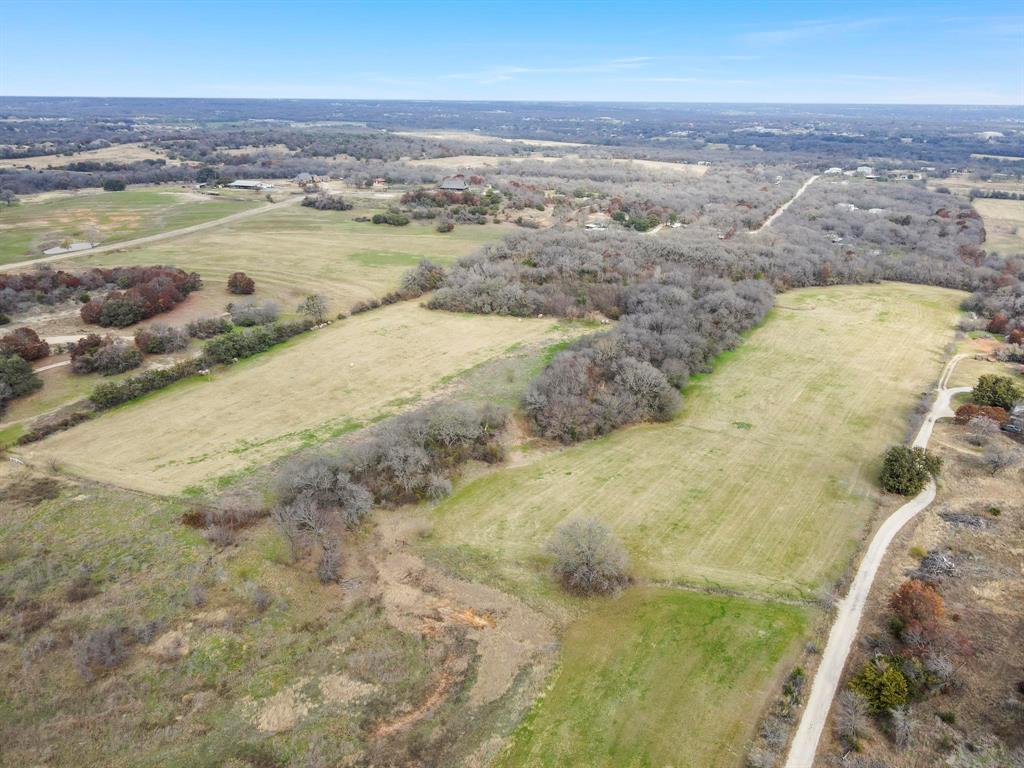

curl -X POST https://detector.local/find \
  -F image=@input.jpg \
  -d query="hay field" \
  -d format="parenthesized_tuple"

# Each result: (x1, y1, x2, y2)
(25, 303, 577, 494)
(431, 283, 964, 597)
(66, 203, 509, 319)
(0, 186, 260, 264)
(497, 588, 808, 768)
(0, 142, 177, 169)
(973, 198, 1024, 255)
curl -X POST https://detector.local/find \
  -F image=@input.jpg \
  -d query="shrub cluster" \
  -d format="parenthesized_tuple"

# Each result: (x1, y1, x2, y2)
(301, 193, 353, 210)
(371, 210, 409, 226)
(879, 445, 942, 496)
(69, 334, 143, 375)
(79, 266, 201, 327)
(954, 403, 1008, 425)
(840, 574, 962, 749)
(0, 327, 49, 361)
(0, 353, 42, 414)
(201, 319, 312, 365)
(16, 405, 94, 444)
(277, 401, 507, 511)
(227, 271, 255, 295)
(186, 315, 233, 338)
(297, 294, 328, 324)
(0, 266, 180, 316)
(273, 400, 505, 581)
(229, 300, 279, 326)
(349, 297, 381, 315)
(74, 625, 131, 681)
(848, 657, 909, 714)
(971, 374, 1023, 411)
(89, 358, 202, 409)
(133, 324, 189, 354)
(526, 276, 771, 442)
(397, 259, 446, 297)
(181, 490, 268, 548)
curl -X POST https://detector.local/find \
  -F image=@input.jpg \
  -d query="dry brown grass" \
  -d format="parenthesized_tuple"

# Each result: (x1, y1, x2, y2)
(23, 302, 578, 494)
(0, 142, 180, 169)
(817, 420, 1024, 765)
(973, 198, 1024, 255)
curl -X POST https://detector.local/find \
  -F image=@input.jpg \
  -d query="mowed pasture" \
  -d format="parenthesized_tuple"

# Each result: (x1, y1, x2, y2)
(25, 302, 578, 494)
(67, 202, 509, 320)
(973, 198, 1024, 255)
(431, 283, 964, 596)
(0, 186, 260, 264)
(497, 588, 808, 768)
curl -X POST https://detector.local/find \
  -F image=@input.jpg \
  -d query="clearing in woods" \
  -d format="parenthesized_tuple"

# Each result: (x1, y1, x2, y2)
(972, 198, 1024, 255)
(408, 153, 709, 177)
(0, 186, 261, 264)
(63, 202, 509, 320)
(25, 302, 579, 494)
(430, 283, 965, 597)
(0, 141, 178, 169)
(497, 588, 809, 768)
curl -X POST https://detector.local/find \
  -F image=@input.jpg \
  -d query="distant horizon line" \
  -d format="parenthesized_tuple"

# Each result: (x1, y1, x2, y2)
(1, 95, 1022, 109)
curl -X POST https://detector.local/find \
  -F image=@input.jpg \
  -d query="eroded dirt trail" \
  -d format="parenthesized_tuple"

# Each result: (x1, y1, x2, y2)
(367, 513, 556, 733)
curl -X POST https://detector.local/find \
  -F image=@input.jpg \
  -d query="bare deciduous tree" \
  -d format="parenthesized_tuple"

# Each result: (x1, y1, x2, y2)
(546, 517, 630, 596)
(982, 444, 1020, 475)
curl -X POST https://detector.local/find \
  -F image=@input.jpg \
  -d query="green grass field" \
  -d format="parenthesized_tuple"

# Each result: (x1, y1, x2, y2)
(0, 187, 260, 264)
(497, 588, 808, 768)
(430, 283, 964, 597)
(66, 203, 510, 319)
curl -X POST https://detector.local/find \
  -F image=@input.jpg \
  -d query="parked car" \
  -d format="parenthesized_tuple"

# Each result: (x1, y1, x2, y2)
(1002, 403, 1024, 434)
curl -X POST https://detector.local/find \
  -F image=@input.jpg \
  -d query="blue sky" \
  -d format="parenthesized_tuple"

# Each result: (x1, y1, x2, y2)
(1, 1, 1021, 104)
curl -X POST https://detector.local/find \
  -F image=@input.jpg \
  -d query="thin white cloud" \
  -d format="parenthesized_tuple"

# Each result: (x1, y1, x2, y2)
(740, 17, 889, 45)
(444, 56, 654, 84)
(836, 74, 912, 82)
(611, 76, 755, 85)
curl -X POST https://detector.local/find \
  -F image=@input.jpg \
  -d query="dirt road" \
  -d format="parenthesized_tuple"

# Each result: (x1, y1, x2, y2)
(1, 194, 302, 271)
(752, 175, 820, 234)
(783, 354, 970, 768)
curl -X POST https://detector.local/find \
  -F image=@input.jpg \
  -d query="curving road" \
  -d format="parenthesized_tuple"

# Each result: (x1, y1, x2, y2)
(784, 354, 970, 768)
(752, 175, 820, 234)
(1, 194, 302, 272)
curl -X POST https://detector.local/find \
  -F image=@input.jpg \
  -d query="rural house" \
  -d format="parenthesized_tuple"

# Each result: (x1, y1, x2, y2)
(439, 174, 469, 192)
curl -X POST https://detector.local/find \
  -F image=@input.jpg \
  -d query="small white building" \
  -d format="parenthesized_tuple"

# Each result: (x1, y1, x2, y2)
(824, 167, 843, 175)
